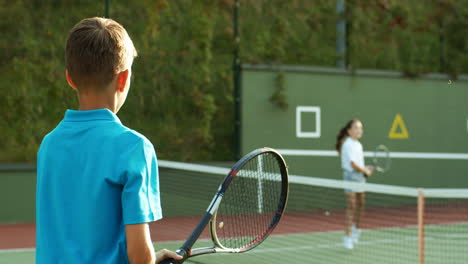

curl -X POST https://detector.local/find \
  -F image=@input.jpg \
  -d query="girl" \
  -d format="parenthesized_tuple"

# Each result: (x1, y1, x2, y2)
(336, 119, 374, 249)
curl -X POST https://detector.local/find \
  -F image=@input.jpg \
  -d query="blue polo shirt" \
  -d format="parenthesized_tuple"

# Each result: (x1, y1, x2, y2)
(36, 109, 162, 264)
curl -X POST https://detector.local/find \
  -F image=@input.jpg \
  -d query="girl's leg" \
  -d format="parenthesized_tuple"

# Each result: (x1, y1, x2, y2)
(345, 192, 356, 236)
(355, 192, 366, 228)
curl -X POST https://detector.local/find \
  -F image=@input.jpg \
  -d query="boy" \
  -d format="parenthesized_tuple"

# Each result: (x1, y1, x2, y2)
(36, 17, 182, 264)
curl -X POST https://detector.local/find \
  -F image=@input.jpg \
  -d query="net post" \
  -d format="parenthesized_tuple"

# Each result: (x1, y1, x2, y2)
(336, 0, 347, 68)
(418, 188, 425, 264)
(233, 0, 241, 160)
(104, 0, 110, 18)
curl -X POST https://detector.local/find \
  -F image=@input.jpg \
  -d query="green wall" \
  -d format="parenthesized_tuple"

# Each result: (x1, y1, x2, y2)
(0, 171, 36, 223)
(241, 65, 468, 188)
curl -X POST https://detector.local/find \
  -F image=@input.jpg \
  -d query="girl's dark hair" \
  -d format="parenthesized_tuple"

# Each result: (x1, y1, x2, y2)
(336, 119, 360, 153)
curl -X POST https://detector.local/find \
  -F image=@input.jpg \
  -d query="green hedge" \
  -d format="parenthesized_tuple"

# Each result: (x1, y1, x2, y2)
(1, 0, 467, 162)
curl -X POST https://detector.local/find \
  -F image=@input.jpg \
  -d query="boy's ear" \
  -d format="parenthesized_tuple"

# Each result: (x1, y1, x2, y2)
(65, 70, 77, 90)
(116, 69, 129, 93)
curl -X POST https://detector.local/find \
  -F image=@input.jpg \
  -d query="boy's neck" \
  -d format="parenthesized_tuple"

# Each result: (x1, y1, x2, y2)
(77, 91, 118, 113)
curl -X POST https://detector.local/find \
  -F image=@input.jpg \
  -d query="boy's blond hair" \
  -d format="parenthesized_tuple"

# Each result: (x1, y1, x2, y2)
(65, 17, 137, 90)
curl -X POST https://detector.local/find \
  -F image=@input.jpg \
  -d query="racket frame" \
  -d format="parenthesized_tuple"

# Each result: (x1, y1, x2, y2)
(373, 144, 391, 173)
(169, 147, 289, 262)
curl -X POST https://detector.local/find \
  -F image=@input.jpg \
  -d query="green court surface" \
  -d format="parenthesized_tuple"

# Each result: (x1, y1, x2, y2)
(2, 223, 467, 264)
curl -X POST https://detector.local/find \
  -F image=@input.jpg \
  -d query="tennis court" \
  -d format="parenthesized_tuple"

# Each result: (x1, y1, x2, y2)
(1, 162, 468, 263)
(2, 222, 467, 263)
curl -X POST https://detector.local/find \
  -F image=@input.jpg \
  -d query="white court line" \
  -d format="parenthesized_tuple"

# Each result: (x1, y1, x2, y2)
(0, 237, 414, 255)
(277, 149, 468, 160)
(246, 237, 420, 254)
(0, 248, 35, 254)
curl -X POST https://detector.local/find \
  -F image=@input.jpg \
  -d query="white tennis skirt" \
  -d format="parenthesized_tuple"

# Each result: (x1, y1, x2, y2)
(343, 170, 366, 193)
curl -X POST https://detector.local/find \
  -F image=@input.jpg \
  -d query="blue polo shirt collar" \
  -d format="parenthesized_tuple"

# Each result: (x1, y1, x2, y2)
(63, 109, 122, 124)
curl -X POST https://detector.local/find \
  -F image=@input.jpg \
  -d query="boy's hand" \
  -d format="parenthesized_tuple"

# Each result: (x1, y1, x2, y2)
(155, 249, 183, 264)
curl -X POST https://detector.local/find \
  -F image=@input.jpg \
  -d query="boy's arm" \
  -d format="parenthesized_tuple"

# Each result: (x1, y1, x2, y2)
(122, 139, 159, 264)
(125, 223, 183, 264)
(125, 223, 156, 264)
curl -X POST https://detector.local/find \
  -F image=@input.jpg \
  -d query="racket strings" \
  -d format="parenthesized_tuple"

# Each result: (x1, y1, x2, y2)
(215, 153, 283, 250)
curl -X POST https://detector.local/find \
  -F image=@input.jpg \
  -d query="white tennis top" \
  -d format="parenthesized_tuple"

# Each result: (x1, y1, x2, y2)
(341, 136, 364, 171)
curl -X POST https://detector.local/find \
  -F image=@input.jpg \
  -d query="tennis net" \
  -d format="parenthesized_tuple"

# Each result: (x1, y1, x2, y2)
(156, 160, 468, 264)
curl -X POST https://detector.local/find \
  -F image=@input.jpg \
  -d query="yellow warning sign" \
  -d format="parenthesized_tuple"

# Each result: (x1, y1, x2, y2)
(388, 113, 409, 139)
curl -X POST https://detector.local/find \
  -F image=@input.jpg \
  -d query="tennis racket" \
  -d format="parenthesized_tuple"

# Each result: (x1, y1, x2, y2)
(160, 147, 289, 264)
(372, 144, 391, 173)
